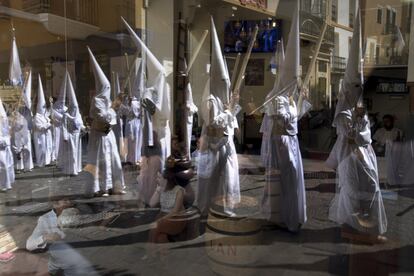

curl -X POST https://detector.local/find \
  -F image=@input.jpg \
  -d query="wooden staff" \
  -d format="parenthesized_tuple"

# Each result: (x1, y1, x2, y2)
(230, 25, 259, 113)
(248, 80, 297, 115)
(230, 53, 241, 92)
(297, 21, 328, 113)
(185, 30, 209, 75)
(122, 52, 139, 94)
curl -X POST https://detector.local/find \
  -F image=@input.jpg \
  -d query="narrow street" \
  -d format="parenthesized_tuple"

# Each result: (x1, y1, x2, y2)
(1, 155, 413, 275)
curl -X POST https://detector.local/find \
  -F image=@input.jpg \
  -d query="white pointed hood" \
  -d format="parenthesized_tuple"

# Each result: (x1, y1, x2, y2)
(210, 16, 230, 104)
(22, 70, 32, 110)
(121, 17, 167, 112)
(9, 36, 22, 87)
(184, 59, 197, 113)
(66, 73, 84, 127)
(87, 46, 111, 103)
(113, 72, 122, 97)
(333, 5, 363, 125)
(121, 17, 164, 75)
(54, 72, 67, 112)
(267, 39, 285, 100)
(36, 74, 47, 115)
(279, 1, 300, 96)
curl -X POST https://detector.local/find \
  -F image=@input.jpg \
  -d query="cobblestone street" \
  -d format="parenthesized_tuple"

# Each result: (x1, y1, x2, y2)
(0, 155, 413, 275)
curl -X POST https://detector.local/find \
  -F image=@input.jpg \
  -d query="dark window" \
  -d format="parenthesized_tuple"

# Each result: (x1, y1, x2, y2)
(377, 7, 382, 24)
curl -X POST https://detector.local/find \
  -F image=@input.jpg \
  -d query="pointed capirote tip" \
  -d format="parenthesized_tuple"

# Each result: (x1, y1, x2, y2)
(121, 17, 134, 34)
(87, 46, 96, 61)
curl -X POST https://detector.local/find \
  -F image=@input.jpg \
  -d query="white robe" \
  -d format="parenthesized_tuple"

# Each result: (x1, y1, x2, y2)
(59, 113, 82, 175)
(326, 111, 387, 235)
(53, 110, 66, 169)
(113, 107, 125, 162)
(11, 111, 33, 171)
(122, 100, 142, 164)
(261, 96, 306, 230)
(33, 113, 53, 167)
(51, 107, 66, 166)
(0, 120, 14, 189)
(197, 95, 240, 215)
(87, 98, 125, 193)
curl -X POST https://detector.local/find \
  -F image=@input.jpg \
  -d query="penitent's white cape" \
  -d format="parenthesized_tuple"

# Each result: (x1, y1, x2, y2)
(87, 47, 125, 193)
(197, 16, 240, 216)
(60, 73, 84, 175)
(326, 7, 387, 235)
(33, 75, 53, 167)
(260, 1, 306, 231)
(0, 98, 15, 189)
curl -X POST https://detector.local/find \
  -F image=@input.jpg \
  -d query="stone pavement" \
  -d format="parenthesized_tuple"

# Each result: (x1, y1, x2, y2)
(0, 155, 413, 276)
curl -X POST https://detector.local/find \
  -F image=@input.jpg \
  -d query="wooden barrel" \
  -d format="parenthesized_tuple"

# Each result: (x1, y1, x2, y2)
(167, 207, 201, 241)
(261, 171, 282, 224)
(206, 196, 262, 276)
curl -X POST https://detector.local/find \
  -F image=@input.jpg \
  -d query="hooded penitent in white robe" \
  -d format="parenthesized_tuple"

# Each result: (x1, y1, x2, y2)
(60, 73, 84, 175)
(122, 18, 171, 164)
(52, 74, 68, 169)
(33, 75, 53, 167)
(122, 59, 143, 165)
(326, 8, 387, 235)
(13, 71, 34, 171)
(196, 17, 240, 216)
(260, 39, 284, 170)
(260, 3, 306, 230)
(122, 17, 171, 204)
(0, 98, 15, 190)
(87, 47, 125, 193)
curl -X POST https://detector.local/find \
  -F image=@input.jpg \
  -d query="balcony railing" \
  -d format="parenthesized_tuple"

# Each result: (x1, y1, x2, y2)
(22, 0, 50, 13)
(21, 0, 98, 26)
(300, 11, 335, 44)
(332, 55, 346, 72)
(384, 23, 396, 35)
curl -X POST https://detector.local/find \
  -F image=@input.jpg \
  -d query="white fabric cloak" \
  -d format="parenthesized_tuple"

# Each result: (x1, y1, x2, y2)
(197, 17, 240, 216)
(0, 98, 15, 189)
(33, 75, 53, 167)
(87, 47, 125, 193)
